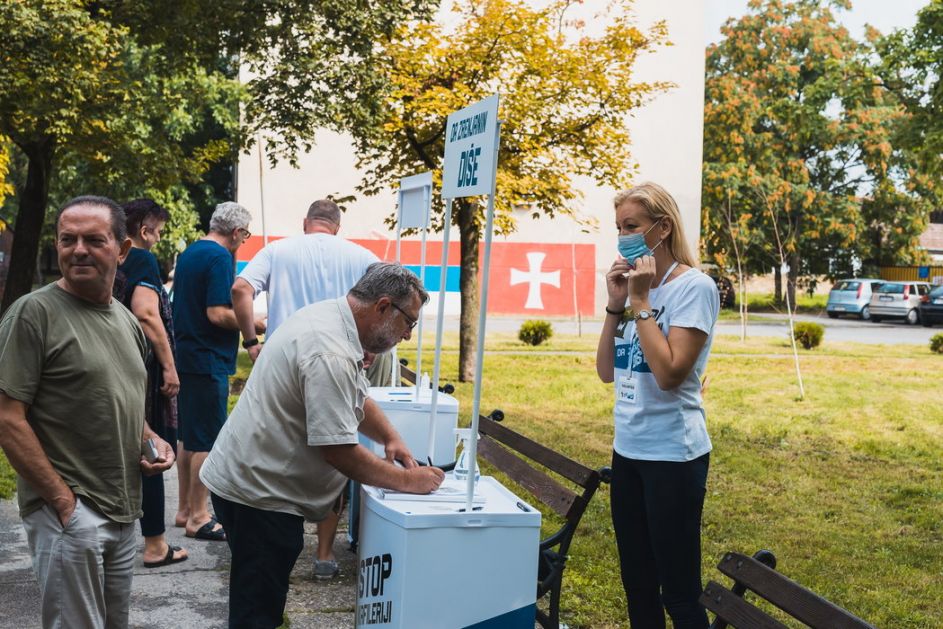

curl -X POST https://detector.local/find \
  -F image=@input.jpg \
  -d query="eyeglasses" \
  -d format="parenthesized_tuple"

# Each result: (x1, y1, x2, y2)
(238, 228, 252, 240)
(390, 302, 418, 330)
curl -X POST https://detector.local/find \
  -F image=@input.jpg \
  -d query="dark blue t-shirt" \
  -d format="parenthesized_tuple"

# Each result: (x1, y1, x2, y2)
(172, 239, 238, 375)
(117, 247, 162, 308)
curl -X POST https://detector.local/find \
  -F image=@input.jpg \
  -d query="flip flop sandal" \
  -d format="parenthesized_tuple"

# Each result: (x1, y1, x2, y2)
(143, 545, 189, 568)
(186, 517, 227, 541)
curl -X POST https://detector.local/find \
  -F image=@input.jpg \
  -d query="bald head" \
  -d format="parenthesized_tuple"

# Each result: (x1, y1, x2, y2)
(303, 199, 341, 235)
(307, 199, 340, 224)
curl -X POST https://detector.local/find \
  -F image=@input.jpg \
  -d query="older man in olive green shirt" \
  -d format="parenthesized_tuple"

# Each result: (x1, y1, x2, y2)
(0, 196, 175, 629)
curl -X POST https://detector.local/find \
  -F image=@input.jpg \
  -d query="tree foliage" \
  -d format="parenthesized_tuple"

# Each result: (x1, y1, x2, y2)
(351, 0, 669, 379)
(702, 0, 933, 307)
(0, 0, 436, 310)
(102, 0, 437, 163)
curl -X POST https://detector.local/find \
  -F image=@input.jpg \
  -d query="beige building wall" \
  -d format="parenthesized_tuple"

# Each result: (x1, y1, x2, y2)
(236, 1, 705, 315)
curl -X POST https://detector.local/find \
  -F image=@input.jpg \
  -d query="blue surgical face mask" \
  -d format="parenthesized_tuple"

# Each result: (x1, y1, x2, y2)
(617, 221, 662, 263)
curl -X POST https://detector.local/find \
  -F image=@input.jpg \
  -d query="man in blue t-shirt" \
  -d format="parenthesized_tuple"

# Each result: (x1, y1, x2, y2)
(172, 201, 264, 541)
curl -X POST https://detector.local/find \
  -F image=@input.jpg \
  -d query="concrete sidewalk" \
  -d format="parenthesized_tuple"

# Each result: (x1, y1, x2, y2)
(0, 465, 358, 628)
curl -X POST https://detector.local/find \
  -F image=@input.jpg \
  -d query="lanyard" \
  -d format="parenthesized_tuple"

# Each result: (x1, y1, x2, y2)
(626, 261, 680, 378)
(656, 261, 680, 289)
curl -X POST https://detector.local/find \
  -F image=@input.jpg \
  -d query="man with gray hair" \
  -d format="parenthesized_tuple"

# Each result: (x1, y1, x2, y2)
(201, 262, 444, 628)
(172, 201, 265, 542)
(232, 197, 392, 578)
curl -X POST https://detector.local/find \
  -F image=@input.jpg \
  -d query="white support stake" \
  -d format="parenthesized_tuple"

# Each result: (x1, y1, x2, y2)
(465, 119, 502, 512)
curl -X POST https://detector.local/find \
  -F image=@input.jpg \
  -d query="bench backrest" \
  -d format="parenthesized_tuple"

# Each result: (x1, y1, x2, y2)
(476, 416, 601, 522)
(702, 551, 876, 629)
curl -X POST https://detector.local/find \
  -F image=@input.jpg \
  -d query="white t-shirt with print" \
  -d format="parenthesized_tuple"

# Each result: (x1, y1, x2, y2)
(612, 268, 719, 462)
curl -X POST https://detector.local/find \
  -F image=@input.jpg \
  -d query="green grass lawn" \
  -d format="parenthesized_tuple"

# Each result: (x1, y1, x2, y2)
(394, 332, 942, 628)
(2, 331, 940, 627)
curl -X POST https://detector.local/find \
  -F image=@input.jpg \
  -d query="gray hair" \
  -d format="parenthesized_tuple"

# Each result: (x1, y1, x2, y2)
(349, 262, 429, 306)
(209, 201, 252, 235)
(306, 199, 341, 225)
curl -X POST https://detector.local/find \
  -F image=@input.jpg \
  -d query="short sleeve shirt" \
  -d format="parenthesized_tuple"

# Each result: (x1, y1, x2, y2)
(118, 246, 163, 307)
(0, 284, 147, 521)
(238, 233, 378, 338)
(172, 239, 238, 375)
(612, 269, 719, 462)
(200, 298, 368, 521)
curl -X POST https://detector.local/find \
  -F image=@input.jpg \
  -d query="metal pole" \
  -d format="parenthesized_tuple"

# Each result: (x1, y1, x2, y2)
(391, 191, 403, 384)
(414, 186, 430, 398)
(465, 120, 502, 511)
(256, 136, 270, 313)
(427, 198, 452, 465)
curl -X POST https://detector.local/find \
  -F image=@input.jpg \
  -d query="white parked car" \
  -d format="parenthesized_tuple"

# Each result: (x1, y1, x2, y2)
(868, 281, 932, 324)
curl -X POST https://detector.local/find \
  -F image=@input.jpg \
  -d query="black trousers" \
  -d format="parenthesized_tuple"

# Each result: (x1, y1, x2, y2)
(139, 423, 176, 538)
(212, 493, 305, 629)
(610, 451, 710, 629)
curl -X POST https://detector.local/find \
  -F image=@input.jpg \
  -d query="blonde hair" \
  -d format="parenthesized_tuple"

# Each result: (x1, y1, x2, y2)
(613, 182, 697, 267)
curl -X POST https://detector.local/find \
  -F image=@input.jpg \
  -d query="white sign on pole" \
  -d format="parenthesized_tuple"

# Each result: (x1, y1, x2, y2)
(441, 94, 500, 199)
(398, 171, 433, 229)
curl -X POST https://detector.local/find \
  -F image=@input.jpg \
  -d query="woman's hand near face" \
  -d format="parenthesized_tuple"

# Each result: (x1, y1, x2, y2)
(606, 257, 632, 309)
(627, 255, 657, 309)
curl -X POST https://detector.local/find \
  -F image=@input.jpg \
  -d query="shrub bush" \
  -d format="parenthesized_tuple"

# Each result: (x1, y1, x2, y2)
(930, 332, 943, 355)
(792, 321, 824, 349)
(518, 319, 553, 346)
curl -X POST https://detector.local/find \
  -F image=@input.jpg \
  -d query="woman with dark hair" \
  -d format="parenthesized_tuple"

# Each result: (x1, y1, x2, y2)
(596, 182, 719, 628)
(116, 198, 188, 567)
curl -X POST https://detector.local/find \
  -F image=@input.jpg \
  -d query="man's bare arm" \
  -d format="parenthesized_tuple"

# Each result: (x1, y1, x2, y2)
(0, 392, 75, 525)
(321, 443, 443, 494)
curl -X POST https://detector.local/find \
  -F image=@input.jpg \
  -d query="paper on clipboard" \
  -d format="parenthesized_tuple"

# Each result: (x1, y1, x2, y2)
(377, 478, 486, 504)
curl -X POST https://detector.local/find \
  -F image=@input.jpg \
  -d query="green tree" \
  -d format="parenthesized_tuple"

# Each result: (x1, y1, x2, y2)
(873, 0, 943, 263)
(877, 1, 943, 177)
(351, 0, 669, 380)
(702, 0, 931, 307)
(0, 0, 436, 311)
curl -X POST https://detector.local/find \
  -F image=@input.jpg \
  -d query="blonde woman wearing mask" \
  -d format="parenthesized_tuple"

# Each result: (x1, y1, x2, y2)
(596, 182, 719, 628)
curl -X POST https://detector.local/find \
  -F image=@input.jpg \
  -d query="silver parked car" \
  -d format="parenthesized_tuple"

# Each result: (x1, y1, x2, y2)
(826, 278, 884, 320)
(869, 281, 932, 324)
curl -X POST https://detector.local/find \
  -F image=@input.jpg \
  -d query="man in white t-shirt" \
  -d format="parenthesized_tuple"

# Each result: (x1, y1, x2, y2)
(232, 198, 393, 579)
(233, 199, 380, 347)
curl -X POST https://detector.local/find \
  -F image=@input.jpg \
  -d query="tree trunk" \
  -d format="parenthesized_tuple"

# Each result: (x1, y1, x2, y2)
(773, 265, 782, 307)
(456, 199, 480, 383)
(1, 138, 55, 314)
(787, 250, 800, 312)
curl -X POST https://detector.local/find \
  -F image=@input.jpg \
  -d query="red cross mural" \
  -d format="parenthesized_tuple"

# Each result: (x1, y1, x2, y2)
(489, 243, 595, 316)
(240, 237, 596, 316)
(509, 252, 560, 309)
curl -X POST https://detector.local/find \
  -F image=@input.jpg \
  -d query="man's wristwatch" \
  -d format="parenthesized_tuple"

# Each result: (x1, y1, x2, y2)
(634, 309, 657, 322)
(242, 338, 260, 349)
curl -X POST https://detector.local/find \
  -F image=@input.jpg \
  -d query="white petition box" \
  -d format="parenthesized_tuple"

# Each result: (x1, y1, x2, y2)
(363, 386, 459, 466)
(356, 477, 540, 628)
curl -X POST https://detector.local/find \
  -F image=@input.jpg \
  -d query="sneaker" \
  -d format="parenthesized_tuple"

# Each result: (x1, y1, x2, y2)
(313, 559, 339, 580)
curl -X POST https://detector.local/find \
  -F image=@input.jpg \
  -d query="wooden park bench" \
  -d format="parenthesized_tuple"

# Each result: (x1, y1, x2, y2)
(398, 362, 612, 629)
(702, 550, 877, 629)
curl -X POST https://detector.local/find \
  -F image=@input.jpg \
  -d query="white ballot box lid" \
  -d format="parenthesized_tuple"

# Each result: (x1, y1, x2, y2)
(369, 386, 459, 413)
(363, 476, 541, 530)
